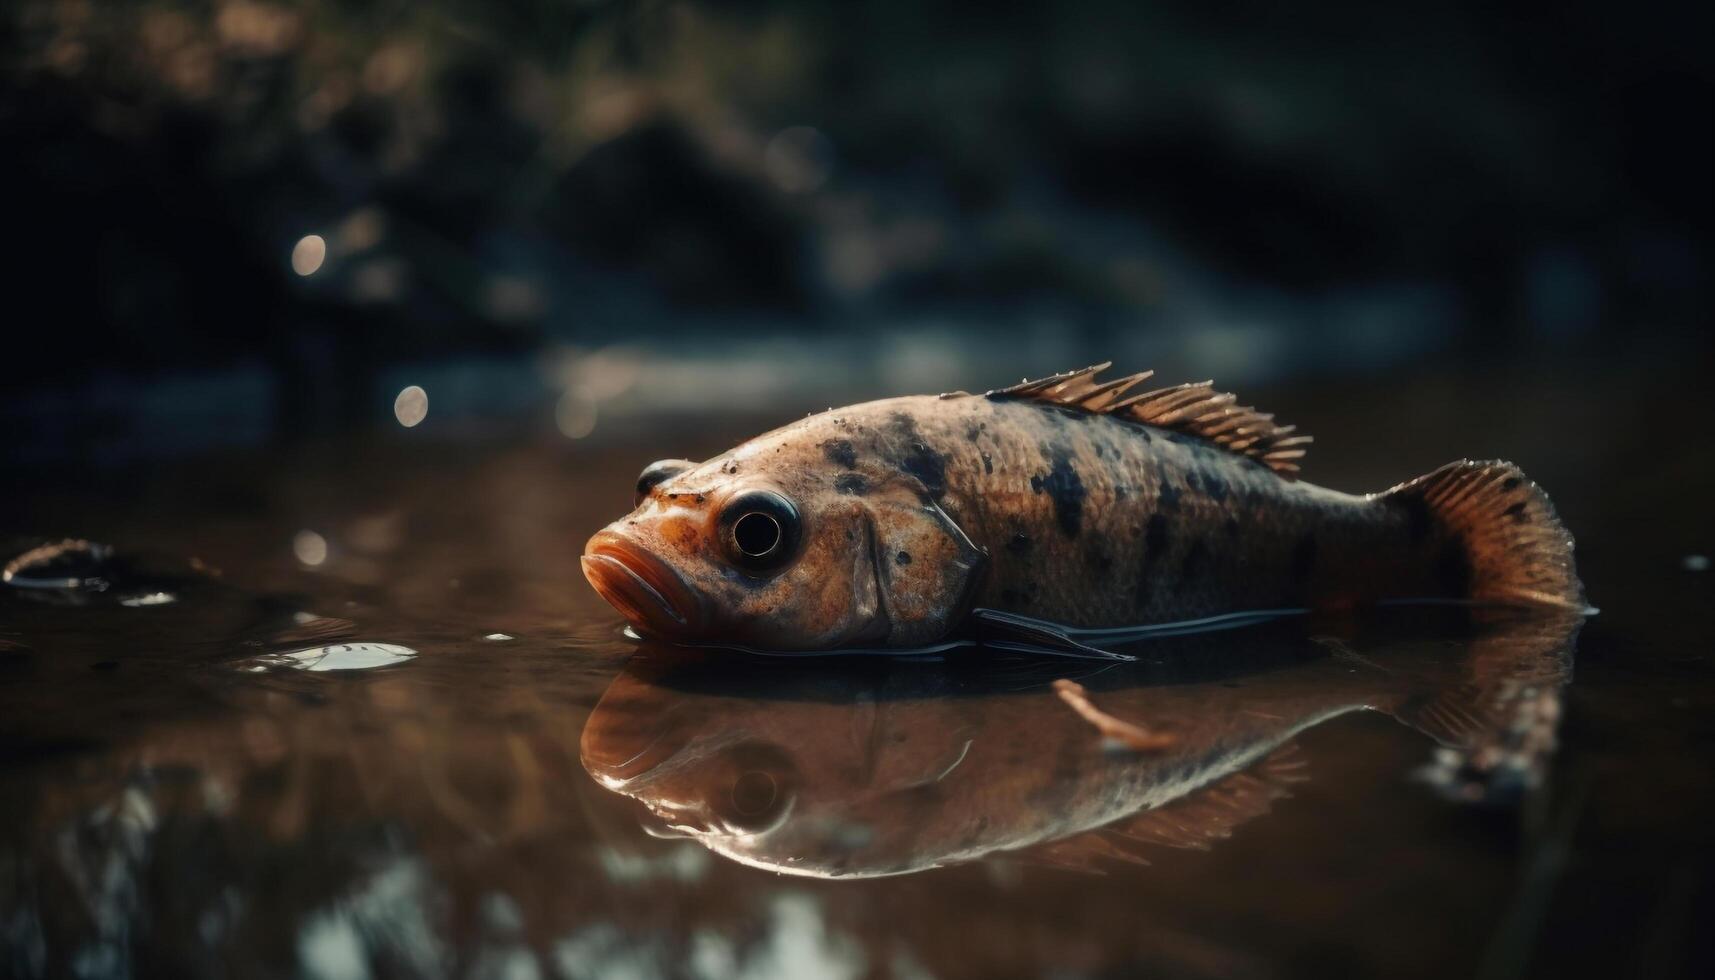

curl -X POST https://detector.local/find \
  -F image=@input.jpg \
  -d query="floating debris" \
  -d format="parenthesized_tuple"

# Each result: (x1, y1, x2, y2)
(3, 539, 114, 591)
(119, 591, 177, 607)
(244, 643, 417, 673)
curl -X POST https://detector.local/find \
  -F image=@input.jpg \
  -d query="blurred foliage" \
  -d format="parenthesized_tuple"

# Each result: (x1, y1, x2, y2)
(2, 0, 1710, 394)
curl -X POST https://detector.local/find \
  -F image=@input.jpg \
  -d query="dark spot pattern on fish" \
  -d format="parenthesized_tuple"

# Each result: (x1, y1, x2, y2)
(823, 440, 857, 469)
(901, 441, 949, 498)
(886, 413, 949, 497)
(981, 452, 993, 474)
(1394, 492, 1433, 543)
(1007, 532, 1032, 556)
(1086, 547, 1113, 573)
(1179, 537, 1207, 586)
(1145, 514, 1169, 555)
(895, 551, 913, 566)
(1136, 513, 1170, 607)
(1029, 448, 1086, 537)
(1504, 501, 1529, 523)
(1198, 471, 1230, 502)
(1291, 533, 1318, 581)
(1157, 480, 1182, 512)
(1436, 539, 1473, 596)
(834, 473, 868, 496)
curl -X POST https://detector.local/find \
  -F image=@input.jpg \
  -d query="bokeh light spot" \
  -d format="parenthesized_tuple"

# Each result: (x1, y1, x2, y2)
(556, 391, 597, 439)
(293, 530, 328, 566)
(394, 385, 429, 427)
(763, 126, 833, 194)
(291, 235, 327, 276)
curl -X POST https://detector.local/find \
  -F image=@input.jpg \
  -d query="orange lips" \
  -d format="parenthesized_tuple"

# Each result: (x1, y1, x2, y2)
(581, 532, 705, 639)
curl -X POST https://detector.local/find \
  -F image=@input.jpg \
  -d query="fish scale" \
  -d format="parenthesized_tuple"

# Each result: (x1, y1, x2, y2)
(898, 397, 1397, 626)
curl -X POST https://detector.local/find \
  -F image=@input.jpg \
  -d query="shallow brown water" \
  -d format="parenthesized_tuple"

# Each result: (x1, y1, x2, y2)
(3, 367, 1713, 979)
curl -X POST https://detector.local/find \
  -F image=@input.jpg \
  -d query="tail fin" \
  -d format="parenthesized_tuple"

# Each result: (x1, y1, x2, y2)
(1382, 460, 1584, 611)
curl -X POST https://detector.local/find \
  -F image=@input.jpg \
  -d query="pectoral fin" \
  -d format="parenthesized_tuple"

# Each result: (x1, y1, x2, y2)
(969, 608, 1138, 661)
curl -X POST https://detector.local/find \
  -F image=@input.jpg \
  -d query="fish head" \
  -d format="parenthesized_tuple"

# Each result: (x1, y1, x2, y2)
(581, 655, 1005, 878)
(582, 423, 987, 649)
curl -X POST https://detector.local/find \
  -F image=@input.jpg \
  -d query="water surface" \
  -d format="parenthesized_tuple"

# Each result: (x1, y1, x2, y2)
(2, 422, 1711, 979)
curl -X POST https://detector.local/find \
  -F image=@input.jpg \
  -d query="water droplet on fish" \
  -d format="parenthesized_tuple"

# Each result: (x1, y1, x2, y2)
(243, 642, 417, 673)
(483, 632, 514, 641)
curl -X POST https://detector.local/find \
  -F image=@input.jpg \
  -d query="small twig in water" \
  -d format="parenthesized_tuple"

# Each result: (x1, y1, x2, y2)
(1053, 679, 1177, 750)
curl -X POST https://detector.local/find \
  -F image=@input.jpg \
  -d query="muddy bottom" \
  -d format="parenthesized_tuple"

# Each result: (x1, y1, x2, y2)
(2, 367, 1713, 979)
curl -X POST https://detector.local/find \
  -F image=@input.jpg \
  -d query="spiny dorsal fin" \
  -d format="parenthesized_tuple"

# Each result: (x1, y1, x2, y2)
(987, 363, 1312, 476)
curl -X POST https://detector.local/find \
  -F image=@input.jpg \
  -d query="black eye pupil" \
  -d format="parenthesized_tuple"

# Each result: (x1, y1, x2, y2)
(731, 770, 778, 816)
(733, 512, 781, 557)
(719, 490, 800, 572)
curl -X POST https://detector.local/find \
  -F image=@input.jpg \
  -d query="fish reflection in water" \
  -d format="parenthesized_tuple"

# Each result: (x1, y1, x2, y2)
(582, 607, 1581, 878)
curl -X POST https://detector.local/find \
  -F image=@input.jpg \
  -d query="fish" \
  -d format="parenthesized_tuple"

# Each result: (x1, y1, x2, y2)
(580, 607, 1581, 878)
(581, 364, 1583, 651)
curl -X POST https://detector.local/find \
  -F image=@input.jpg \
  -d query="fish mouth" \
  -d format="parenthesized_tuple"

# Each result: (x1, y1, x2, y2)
(582, 531, 706, 639)
(581, 705, 699, 786)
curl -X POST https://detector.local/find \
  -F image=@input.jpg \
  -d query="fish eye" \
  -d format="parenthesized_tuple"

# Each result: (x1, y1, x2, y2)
(635, 459, 693, 505)
(731, 770, 778, 816)
(734, 513, 781, 557)
(710, 741, 796, 835)
(718, 491, 801, 571)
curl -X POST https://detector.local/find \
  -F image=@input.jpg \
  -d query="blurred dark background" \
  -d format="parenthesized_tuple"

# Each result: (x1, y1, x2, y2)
(2, 0, 1711, 465)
